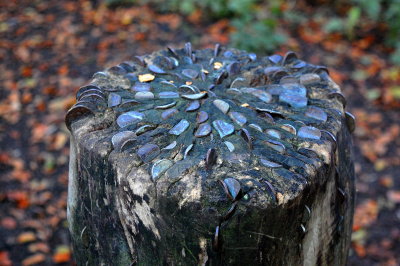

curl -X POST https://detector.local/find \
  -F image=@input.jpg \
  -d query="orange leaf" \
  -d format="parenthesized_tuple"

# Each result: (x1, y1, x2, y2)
(21, 66, 32, 77)
(379, 175, 393, 188)
(134, 32, 146, 41)
(352, 242, 366, 258)
(354, 35, 375, 50)
(329, 69, 346, 85)
(52, 245, 71, 263)
(21, 92, 33, 104)
(36, 100, 46, 112)
(22, 254, 46, 266)
(17, 232, 36, 244)
(0, 251, 12, 266)
(208, 20, 231, 44)
(353, 199, 379, 231)
(158, 14, 182, 30)
(51, 132, 68, 151)
(7, 190, 30, 208)
(58, 65, 69, 76)
(28, 242, 50, 253)
(53, 252, 71, 263)
(42, 86, 57, 96)
(298, 25, 324, 44)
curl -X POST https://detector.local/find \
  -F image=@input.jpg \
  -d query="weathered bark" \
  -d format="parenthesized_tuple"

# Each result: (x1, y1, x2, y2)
(66, 45, 355, 265)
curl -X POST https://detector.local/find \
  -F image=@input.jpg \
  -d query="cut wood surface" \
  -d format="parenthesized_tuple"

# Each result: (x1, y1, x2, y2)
(66, 44, 355, 265)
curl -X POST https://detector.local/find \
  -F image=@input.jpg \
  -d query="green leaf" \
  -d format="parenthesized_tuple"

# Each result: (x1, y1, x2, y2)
(351, 69, 367, 81)
(389, 86, 400, 99)
(346, 6, 361, 37)
(323, 18, 344, 33)
(366, 89, 381, 101)
(353, 0, 381, 21)
(180, 0, 196, 14)
(230, 17, 286, 53)
(390, 46, 400, 66)
(351, 229, 367, 242)
(227, 0, 257, 16)
(365, 0, 381, 20)
(283, 11, 307, 24)
(348, 6, 361, 25)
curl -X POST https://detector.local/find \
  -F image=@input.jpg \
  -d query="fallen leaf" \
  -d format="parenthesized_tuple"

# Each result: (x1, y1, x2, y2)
(1, 217, 17, 230)
(21, 92, 33, 104)
(17, 232, 36, 244)
(31, 123, 48, 143)
(7, 190, 30, 208)
(329, 69, 346, 84)
(374, 159, 387, 171)
(21, 66, 32, 77)
(299, 24, 324, 44)
(352, 242, 366, 257)
(49, 96, 76, 112)
(22, 253, 46, 266)
(15, 46, 30, 62)
(52, 132, 68, 150)
(52, 245, 71, 263)
(387, 190, 400, 203)
(389, 86, 400, 100)
(0, 251, 12, 266)
(351, 229, 367, 242)
(379, 175, 394, 188)
(28, 242, 50, 253)
(57, 65, 69, 75)
(353, 199, 379, 231)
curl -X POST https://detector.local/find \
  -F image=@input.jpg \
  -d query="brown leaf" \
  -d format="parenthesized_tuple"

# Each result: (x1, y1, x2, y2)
(1, 217, 17, 230)
(28, 242, 50, 254)
(387, 190, 400, 203)
(31, 123, 48, 143)
(15, 46, 30, 62)
(51, 132, 68, 150)
(21, 66, 32, 77)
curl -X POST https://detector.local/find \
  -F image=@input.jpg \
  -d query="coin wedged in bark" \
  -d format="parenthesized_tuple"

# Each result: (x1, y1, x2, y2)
(66, 45, 355, 266)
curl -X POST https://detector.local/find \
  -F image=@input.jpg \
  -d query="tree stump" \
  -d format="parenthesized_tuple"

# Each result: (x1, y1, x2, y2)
(66, 44, 355, 265)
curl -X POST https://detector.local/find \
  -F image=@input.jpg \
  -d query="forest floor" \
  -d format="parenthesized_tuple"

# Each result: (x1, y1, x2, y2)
(0, 1, 399, 265)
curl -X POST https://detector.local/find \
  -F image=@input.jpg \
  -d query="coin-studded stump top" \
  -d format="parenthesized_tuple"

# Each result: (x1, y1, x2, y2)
(66, 44, 355, 260)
